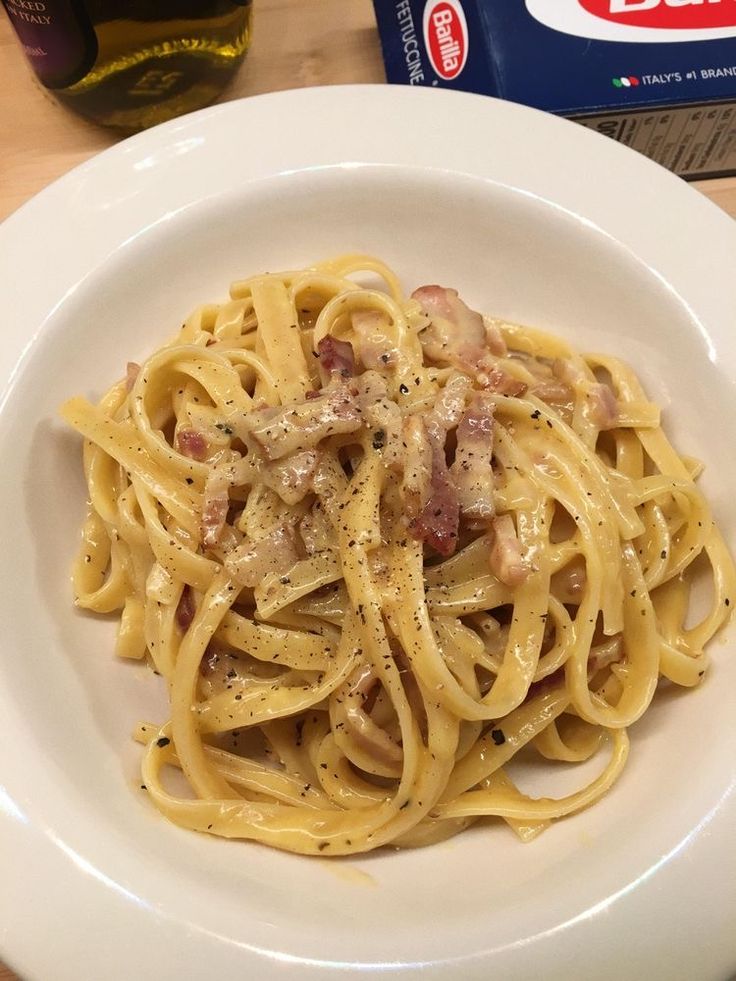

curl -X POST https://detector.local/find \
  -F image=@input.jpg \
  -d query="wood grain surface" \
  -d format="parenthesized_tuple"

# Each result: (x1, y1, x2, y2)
(0, 1, 733, 978)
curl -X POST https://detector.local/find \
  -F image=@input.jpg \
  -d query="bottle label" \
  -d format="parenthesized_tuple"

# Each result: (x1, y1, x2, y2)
(2, 0, 98, 89)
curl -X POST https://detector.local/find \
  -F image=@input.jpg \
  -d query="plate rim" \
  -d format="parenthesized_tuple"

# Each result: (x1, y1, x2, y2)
(1, 83, 735, 981)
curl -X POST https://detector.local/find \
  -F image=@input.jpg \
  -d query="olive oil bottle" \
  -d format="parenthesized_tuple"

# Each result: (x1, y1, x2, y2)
(2, 0, 253, 130)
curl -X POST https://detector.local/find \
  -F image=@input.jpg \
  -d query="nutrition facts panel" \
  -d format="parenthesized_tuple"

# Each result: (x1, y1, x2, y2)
(574, 101, 736, 179)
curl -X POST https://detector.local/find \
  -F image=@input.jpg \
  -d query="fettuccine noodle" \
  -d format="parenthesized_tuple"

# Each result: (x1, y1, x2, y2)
(61, 255, 735, 855)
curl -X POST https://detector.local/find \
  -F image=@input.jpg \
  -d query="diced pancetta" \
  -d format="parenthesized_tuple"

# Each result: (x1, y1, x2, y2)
(553, 358, 586, 387)
(408, 436, 460, 557)
(412, 285, 507, 371)
(201, 469, 230, 548)
(353, 370, 403, 468)
(176, 428, 209, 461)
(531, 378, 573, 404)
(126, 362, 140, 392)
(175, 584, 196, 631)
(316, 336, 355, 380)
(481, 366, 527, 398)
(224, 523, 300, 587)
(425, 372, 472, 440)
(489, 513, 529, 586)
(262, 449, 320, 505)
(299, 501, 336, 555)
(587, 382, 618, 430)
(241, 384, 362, 460)
(553, 358, 618, 430)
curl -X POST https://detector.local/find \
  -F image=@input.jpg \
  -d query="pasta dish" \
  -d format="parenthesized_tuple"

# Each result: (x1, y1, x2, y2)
(60, 255, 735, 855)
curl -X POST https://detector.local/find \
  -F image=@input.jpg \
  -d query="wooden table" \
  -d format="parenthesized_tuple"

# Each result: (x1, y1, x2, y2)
(0, 2, 734, 978)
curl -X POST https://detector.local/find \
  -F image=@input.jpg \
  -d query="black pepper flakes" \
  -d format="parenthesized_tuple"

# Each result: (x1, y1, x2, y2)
(156, 737, 170, 748)
(491, 729, 506, 746)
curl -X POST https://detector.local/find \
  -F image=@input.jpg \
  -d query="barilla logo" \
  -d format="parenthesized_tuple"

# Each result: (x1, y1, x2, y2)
(423, 0, 469, 79)
(582, 0, 736, 29)
(526, 0, 736, 42)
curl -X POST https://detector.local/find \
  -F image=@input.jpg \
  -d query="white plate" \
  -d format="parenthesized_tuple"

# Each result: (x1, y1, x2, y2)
(0, 85, 734, 981)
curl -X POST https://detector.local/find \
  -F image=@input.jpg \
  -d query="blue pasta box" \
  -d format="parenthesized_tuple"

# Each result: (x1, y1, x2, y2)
(372, 0, 736, 178)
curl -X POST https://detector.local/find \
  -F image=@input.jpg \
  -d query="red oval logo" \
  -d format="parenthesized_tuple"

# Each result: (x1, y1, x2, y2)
(579, 0, 736, 30)
(423, 0, 469, 80)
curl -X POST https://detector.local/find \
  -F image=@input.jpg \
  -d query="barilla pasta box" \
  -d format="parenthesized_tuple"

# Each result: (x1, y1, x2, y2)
(372, 0, 736, 178)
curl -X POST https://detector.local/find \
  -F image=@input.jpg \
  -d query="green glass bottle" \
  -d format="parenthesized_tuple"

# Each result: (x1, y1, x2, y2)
(2, 0, 253, 131)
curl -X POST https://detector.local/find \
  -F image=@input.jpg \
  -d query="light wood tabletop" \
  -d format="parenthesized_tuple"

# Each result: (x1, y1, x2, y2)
(0, 1, 734, 978)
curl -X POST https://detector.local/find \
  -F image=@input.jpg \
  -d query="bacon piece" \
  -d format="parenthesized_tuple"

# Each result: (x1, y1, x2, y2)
(489, 514, 529, 586)
(317, 335, 355, 379)
(425, 372, 471, 440)
(351, 310, 399, 371)
(354, 370, 403, 469)
(482, 366, 527, 398)
(177, 428, 209, 462)
(201, 470, 230, 548)
(408, 437, 460, 557)
(587, 383, 618, 430)
(126, 362, 140, 392)
(262, 449, 320, 505)
(404, 375, 470, 556)
(299, 501, 336, 555)
(412, 285, 506, 370)
(241, 384, 362, 460)
(224, 523, 299, 588)
(531, 378, 572, 404)
(553, 359, 618, 429)
(483, 320, 509, 357)
(175, 584, 196, 631)
(451, 394, 496, 523)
